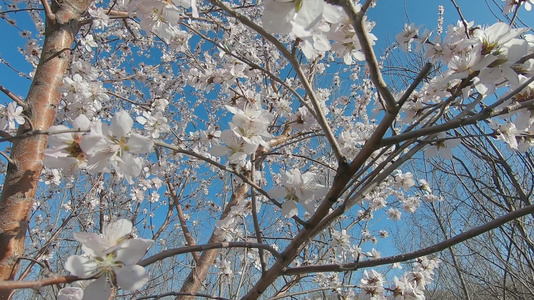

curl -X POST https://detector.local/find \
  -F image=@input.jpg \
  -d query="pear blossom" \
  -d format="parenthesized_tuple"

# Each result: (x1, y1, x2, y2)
(262, 0, 324, 36)
(360, 270, 386, 300)
(136, 110, 171, 138)
(387, 208, 402, 221)
(396, 23, 420, 52)
(65, 219, 154, 300)
(209, 129, 258, 164)
(0, 102, 25, 131)
(80, 34, 98, 52)
(392, 171, 415, 191)
(131, 0, 183, 42)
(418, 179, 432, 194)
(270, 169, 326, 218)
(88, 7, 110, 29)
(491, 121, 520, 150)
(81, 111, 153, 177)
(226, 105, 273, 147)
(44, 114, 91, 173)
(424, 132, 460, 159)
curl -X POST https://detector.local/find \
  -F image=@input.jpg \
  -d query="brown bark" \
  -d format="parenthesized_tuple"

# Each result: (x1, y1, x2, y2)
(178, 183, 248, 299)
(0, 1, 92, 298)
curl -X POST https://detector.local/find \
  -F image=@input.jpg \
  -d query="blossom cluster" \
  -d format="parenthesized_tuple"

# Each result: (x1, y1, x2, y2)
(270, 168, 326, 218)
(396, 20, 534, 152)
(263, 0, 376, 63)
(0, 102, 25, 133)
(62, 219, 154, 299)
(44, 111, 153, 177)
(210, 104, 273, 167)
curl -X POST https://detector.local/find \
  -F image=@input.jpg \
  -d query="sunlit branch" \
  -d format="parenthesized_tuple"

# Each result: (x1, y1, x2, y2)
(166, 177, 200, 262)
(140, 242, 283, 267)
(0, 150, 15, 166)
(283, 203, 534, 275)
(0, 275, 80, 290)
(0, 84, 27, 110)
(250, 153, 267, 274)
(40, 0, 55, 24)
(449, 0, 470, 37)
(397, 62, 433, 107)
(341, 0, 397, 112)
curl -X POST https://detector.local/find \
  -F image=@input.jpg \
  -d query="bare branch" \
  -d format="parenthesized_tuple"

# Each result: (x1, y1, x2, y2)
(0, 84, 27, 110)
(284, 204, 534, 275)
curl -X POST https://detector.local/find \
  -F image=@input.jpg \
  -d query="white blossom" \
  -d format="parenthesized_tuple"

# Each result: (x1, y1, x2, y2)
(65, 219, 154, 300)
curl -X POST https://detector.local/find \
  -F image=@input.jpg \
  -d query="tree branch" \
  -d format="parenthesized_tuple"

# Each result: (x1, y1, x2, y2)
(283, 204, 534, 275)
(0, 84, 27, 110)
(139, 241, 282, 267)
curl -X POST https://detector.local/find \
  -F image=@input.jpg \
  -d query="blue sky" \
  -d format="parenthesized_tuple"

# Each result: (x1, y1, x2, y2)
(0, 1, 525, 104)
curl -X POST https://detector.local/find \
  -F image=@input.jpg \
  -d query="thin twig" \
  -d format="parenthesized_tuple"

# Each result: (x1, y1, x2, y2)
(0, 84, 27, 109)
(250, 153, 267, 274)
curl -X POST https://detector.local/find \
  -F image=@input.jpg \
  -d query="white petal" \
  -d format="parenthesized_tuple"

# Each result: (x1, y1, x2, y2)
(80, 134, 111, 155)
(111, 110, 133, 138)
(73, 232, 109, 256)
(282, 200, 298, 218)
(293, 0, 323, 32)
(86, 150, 114, 173)
(115, 265, 149, 291)
(262, 0, 294, 34)
(114, 239, 154, 265)
(209, 145, 229, 157)
(64, 255, 98, 278)
(438, 147, 454, 160)
(72, 114, 91, 130)
(116, 153, 143, 177)
(103, 219, 133, 244)
(47, 125, 74, 146)
(300, 199, 316, 214)
(126, 133, 153, 153)
(424, 146, 438, 158)
(82, 276, 112, 300)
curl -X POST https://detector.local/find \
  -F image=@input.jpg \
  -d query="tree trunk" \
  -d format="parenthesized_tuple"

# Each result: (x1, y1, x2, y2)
(0, 1, 92, 298)
(178, 183, 248, 299)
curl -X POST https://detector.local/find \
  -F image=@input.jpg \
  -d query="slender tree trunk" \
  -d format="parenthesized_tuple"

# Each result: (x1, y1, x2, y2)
(178, 183, 248, 299)
(0, 1, 92, 298)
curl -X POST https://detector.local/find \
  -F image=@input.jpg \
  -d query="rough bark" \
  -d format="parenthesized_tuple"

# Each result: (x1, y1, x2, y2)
(0, 1, 92, 298)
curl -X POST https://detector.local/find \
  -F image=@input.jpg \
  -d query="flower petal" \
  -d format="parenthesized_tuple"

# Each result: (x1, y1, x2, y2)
(64, 255, 98, 278)
(114, 238, 154, 265)
(82, 276, 112, 300)
(111, 110, 133, 138)
(126, 133, 153, 153)
(73, 232, 109, 256)
(103, 219, 132, 245)
(80, 134, 111, 156)
(282, 200, 298, 218)
(115, 264, 149, 291)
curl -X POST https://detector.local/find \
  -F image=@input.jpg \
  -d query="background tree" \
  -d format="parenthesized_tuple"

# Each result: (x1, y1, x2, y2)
(0, 0, 532, 299)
